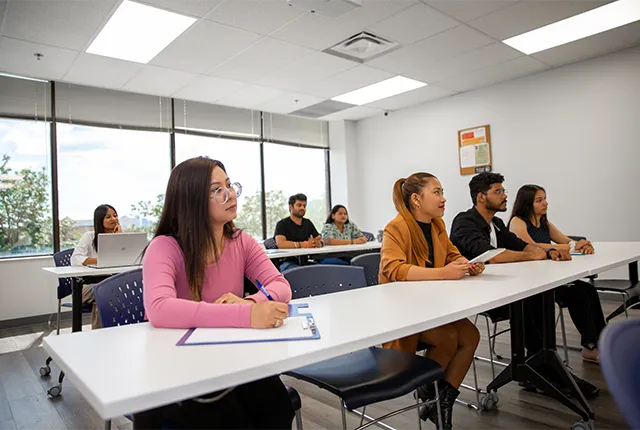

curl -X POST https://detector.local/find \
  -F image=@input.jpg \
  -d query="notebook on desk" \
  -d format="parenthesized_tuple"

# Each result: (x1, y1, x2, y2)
(176, 303, 320, 346)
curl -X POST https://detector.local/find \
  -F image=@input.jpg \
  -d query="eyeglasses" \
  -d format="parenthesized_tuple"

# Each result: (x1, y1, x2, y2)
(486, 188, 507, 197)
(211, 182, 242, 204)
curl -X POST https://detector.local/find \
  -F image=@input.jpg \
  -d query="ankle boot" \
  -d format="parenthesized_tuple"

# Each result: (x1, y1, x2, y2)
(416, 382, 437, 421)
(427, 382, 460, 430)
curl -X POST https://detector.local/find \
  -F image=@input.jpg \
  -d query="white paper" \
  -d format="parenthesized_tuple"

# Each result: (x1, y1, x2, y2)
(184, 316, 314, 344)
(460, 145, 475, 168)
(475, 143, 490, 165)
(469, 248, 506, 264)
(474, 127, 486, 140)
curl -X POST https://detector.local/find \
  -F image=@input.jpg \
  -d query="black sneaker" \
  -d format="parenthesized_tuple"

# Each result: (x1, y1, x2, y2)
(570, 374, 600, 399)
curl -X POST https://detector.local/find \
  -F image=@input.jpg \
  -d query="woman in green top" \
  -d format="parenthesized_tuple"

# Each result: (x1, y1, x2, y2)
(321, 205, 367, 245)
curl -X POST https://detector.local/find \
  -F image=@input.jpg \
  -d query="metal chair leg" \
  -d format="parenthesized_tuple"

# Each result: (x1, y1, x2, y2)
(341, 401, 348, 430)
(295, 409, 303, 430)
(56, 299, 62, 335)
(104, 420, 111, 430)
(559, 307, 570, 366)
(360, 406, 366, 427)
(484, 315, 496, 379)
(416, 390, 422, 430)
(471, 345, 481, 409)
(434, 380, 443, 430)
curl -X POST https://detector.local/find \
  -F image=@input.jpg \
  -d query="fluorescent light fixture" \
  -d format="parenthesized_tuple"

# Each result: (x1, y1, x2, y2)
(0, 72, 48, 83)
(176, 126, 260, 139)
(331, 76, 427, 105)
(86, 0, 196, 63)
(503, 0, 640, 55)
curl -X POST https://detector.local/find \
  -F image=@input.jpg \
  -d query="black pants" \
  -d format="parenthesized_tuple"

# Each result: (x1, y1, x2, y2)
(488, 280, 606, 354)
(133, 376, 295, 429)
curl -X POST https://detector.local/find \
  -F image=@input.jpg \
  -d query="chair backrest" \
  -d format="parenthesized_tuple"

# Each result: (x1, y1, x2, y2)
(92, 268, 145, 328)
(53, 248, 74, 300)
(284, 265, 367, 299)
(361, 231, 375, 242)
(350, 252, 381, 287)
(568, 235, 587, 241)
(600, 318, 640, 429)
(264, 237, 278, 249)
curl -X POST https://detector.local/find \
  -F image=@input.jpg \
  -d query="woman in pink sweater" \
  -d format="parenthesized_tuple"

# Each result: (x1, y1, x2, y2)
(138, 156, 294, 429)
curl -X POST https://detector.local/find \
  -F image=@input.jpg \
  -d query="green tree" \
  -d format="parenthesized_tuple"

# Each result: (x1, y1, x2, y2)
(306, 194, 328, 233)
(235, 190, 289, 238)
(130, 194, 165, 234)
(0, 154, 51, 253)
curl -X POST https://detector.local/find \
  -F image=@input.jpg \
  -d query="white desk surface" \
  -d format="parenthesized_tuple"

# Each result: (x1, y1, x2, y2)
(265, 242, 381, 259)
(42, 265, 141, 278)
(43, 242, 640, 419)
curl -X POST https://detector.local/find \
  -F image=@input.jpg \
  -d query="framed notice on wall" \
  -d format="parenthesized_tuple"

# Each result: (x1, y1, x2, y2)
(458, 124, 492, 176)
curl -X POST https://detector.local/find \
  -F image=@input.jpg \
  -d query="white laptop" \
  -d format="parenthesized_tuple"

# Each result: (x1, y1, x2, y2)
(89, 232, 148, 269)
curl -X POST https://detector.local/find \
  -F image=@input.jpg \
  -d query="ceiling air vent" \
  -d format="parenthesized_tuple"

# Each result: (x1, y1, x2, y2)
(324, 32, 399, 63)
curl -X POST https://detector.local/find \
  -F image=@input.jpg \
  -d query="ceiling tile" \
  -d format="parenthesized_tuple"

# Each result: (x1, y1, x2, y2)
(258, 52, 358, 92)
(150, 20, 262, 74)
(172, 75, 246, 103)
(0, 37, 79, 80)
(367, 3, 458, 45)
(532, 21, 640, 67)
(136, 0, 224, 18)
(216, 85, 287, 109)
(63, 53, 142, 89)
(468, 0, 613, 40)
(423, 0, 518, 23)
(412, 42, 523, 82)
(365, 84, 456, 110)
(2, 0, 117, 50)
(257, 92, 325, 114)
(303, 65, 394, 98)
(208, 37, 314, 83)
(205, 0, 304, 35)
(436, 55, 548, 92)
(368, 25, 495, 77)
(271, 0, 415, 50)
(320, 105, 384, 121)
(122, 65, 199, 96)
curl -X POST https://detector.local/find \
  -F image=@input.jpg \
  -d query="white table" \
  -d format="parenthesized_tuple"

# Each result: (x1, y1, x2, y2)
(265, 242, 381, 259)
(43, 242, 640, 421)
(43, 265, 141, 332)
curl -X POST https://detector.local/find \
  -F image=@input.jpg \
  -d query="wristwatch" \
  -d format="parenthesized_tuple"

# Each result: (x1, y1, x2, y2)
(546, 248, 557, 259)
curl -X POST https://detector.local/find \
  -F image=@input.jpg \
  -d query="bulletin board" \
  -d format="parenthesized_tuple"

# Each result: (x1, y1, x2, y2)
(457, 124, 492, 176)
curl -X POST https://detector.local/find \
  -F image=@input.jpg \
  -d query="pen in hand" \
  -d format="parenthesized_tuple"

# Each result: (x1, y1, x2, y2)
(255, 279, 274, 301)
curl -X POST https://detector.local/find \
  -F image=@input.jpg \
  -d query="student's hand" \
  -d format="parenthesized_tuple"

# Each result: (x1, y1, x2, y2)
(355, 236, 367, 244)
(214, 292, 250, 305)
(468, 262, 485, 276)
(250, 302, 289, 329)
(313, 235, 324, 247)
(531, 247, 547, 260)
(548, 249, 571, 261)
(575, 240, 594, 254)
(441, 260, 470, 280)
(113, 223, 123, 233)
(305, 236, 316, 248)
(557, 248, 572, 261)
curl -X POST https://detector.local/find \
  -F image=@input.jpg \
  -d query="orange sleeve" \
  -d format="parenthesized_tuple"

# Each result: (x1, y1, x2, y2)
(444, 232, 463, 265)
(379, 222, 414, 282)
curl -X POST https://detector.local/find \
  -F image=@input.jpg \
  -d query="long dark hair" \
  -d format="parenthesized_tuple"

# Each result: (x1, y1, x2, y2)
(92, 204, 117, 252)
(392, 172, 436, 263)
(152, 157, 237, 302)
(510, 184, 548, 230)
(325, 204, 350, 225)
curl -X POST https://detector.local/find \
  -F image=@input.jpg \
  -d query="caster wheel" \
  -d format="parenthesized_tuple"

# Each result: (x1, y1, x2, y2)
(39, 365, 51, 377)
(47, 385, 62, 397)
(572, 421, 594, 430)
(480, 392, 499, 411)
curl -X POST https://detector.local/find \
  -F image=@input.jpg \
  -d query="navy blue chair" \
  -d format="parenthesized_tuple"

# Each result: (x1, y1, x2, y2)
(40, 248, 93, 397)
(361, 231, 375, 242)
(284, 265, 444, 429)
(92, 269, 303, 430)
(350, 253, 380, 287)
(264, 237, 278, 249)
(600, 318, 640, 429)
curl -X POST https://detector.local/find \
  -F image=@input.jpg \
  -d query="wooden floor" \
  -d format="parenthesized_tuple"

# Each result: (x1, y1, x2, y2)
(0, 300, 635, 430)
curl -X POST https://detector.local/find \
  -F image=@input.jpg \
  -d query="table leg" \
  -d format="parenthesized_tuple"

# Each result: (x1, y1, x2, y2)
(486, 291, 594, 422)
(72, 277, 83, 333)
(629, 261, 638, 285)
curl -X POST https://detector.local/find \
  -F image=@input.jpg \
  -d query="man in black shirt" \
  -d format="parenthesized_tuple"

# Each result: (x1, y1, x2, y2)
(450, 172, 598, 398)
(274, 193, 323, 271)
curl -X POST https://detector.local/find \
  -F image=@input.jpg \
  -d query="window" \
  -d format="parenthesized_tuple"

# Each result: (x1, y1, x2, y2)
(263, 143, 328, 238)
(0, 118, 52, 257)
(175, 134, 262, 239)
(56, 124, 170, 249)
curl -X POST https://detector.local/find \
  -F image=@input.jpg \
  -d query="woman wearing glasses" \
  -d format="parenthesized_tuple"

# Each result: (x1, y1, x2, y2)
(139, 157, 294, 429)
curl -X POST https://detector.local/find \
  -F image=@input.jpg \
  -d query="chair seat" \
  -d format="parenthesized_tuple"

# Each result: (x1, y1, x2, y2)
(61, 302, 94, 313)
(286, 385, 302, 411)
(285, 347, 444, 410)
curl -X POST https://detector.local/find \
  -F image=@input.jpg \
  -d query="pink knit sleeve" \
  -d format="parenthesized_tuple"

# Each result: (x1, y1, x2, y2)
(240, 233, 293, 304)
(142, 236, 252, 329)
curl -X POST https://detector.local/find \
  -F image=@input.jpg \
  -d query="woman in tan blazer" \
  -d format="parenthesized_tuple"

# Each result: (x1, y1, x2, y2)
(380, 172, 483, 429)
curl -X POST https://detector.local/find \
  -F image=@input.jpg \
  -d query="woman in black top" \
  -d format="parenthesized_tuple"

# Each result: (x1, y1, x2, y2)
(509, 184, 604, 363)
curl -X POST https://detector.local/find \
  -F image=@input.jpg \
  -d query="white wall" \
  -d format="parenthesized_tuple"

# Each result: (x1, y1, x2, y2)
(0, 256, 61, 322)
(329, 120, 361, 221)
(352, 45, 640, 241)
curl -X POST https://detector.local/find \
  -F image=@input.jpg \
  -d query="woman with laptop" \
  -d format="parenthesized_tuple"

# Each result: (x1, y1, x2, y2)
(509, 184, 605, 363)
(379, 172, 484, 429)
(139, 156, 294, 429)
(70, 204, 122, 329)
